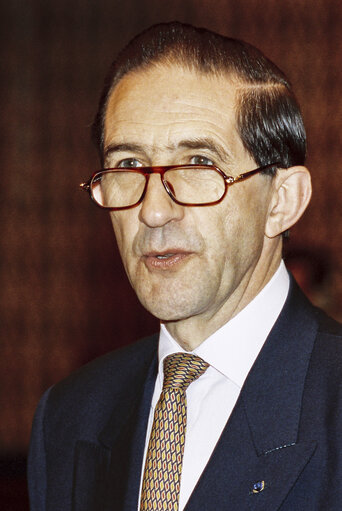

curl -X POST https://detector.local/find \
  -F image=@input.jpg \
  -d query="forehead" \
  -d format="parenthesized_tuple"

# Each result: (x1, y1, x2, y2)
(103, 64, 245, 161)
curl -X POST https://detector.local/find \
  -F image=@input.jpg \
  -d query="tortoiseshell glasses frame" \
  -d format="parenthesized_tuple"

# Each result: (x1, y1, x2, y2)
(80, 162, 282, 210)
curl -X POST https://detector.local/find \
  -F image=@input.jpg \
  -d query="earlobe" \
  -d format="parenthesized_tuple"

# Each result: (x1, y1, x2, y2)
(265, 166, 312, 238)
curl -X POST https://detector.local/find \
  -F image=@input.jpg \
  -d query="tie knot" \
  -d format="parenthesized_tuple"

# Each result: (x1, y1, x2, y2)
(162, 352, 209, 391)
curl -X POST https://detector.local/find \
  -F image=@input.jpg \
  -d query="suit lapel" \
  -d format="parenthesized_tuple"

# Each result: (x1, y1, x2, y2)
(186, 280, 319, 511)
(72, 440, 111, 511)
(242, 278, 317, 454)
(72, 338, 158, 511)
(102, 353, 158, 511)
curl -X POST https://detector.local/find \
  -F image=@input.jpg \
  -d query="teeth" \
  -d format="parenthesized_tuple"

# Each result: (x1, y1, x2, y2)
(156, 254, 173, 259)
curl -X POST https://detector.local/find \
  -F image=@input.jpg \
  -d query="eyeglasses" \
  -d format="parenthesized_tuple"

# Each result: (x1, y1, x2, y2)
(80, 162, 281, 210)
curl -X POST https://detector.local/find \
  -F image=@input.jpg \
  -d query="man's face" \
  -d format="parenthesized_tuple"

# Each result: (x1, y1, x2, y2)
(104, 64, 277, 337)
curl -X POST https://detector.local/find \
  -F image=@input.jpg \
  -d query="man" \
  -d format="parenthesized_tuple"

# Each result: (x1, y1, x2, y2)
(28, 22, 342, 510)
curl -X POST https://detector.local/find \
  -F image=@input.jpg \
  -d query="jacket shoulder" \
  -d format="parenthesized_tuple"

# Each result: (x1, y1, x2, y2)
(314, 307, 342, 337)
(310, 308, 342, 378)
(42, 334, 158, 436)
(53, 333, 157, 392)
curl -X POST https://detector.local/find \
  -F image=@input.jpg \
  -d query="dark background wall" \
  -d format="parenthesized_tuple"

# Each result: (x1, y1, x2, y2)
(1, 0, 341, 506)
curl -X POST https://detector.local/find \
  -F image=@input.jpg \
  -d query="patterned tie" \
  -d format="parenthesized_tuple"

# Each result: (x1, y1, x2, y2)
(140, 352, 209, 511)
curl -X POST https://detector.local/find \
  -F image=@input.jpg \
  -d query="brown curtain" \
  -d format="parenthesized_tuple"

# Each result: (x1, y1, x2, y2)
(1, 0, 341, 455)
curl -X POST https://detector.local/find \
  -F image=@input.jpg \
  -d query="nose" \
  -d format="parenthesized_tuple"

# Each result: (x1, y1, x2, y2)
(139, 174, 184, 227)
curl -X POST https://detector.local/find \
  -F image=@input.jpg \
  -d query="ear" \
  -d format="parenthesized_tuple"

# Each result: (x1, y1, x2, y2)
(265, 166, 312, 238)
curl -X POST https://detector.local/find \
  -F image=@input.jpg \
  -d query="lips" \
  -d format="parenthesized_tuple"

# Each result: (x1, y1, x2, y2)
(143, 250, 192, 270)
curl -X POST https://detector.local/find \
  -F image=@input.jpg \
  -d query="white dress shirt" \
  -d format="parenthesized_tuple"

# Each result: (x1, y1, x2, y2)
(138, 261, 290, 510)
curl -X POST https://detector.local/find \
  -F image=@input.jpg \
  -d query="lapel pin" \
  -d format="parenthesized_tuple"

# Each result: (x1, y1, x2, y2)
(252, 480, 265, 494)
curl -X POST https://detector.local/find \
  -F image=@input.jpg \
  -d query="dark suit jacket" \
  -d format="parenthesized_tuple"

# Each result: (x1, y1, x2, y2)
(28, 280, 342, 510)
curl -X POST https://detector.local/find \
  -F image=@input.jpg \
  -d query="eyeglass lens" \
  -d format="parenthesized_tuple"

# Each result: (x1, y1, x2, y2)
(91, 167, 226, 208)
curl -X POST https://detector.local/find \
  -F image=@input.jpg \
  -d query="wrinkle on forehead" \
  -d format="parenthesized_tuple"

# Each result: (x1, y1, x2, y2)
(105, 64, 236, 119)
(104, 64, 254, 168)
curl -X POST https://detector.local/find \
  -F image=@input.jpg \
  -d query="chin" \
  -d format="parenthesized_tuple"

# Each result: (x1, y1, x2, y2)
(132, 271, 217, 322)
(137, 293, 192, 322)
(142, 302, 188, 322)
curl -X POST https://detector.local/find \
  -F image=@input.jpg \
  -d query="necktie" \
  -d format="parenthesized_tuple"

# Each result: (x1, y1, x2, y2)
(140, 352, 209, 510)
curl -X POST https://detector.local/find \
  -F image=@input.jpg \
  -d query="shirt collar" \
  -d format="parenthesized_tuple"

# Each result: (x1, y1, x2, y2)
(158, 260, 290, 389)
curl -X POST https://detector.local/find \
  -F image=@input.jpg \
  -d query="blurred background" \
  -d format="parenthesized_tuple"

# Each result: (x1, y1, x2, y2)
(1, 0, 341, 507)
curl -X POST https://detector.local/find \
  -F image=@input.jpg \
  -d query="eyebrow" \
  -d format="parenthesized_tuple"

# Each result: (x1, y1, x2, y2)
(103, 137, 234, 165)
(103, 143, 147, 160)
(176, 138, 233, 165)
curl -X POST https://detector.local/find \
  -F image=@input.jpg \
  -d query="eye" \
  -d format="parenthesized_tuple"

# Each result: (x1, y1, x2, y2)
(190, 155, 214, 166)
(117, 158, 143, 168)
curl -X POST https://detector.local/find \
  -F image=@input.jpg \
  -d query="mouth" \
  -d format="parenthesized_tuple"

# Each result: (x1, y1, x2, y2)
(143, 250, 192, 270)
(155, 253, 175, 259)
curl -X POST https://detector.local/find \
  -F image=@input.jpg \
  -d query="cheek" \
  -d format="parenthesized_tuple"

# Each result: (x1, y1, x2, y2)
(220, 187, 269, 256)
(194, 208, 231, 271)
(109, 212, 137, 266)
